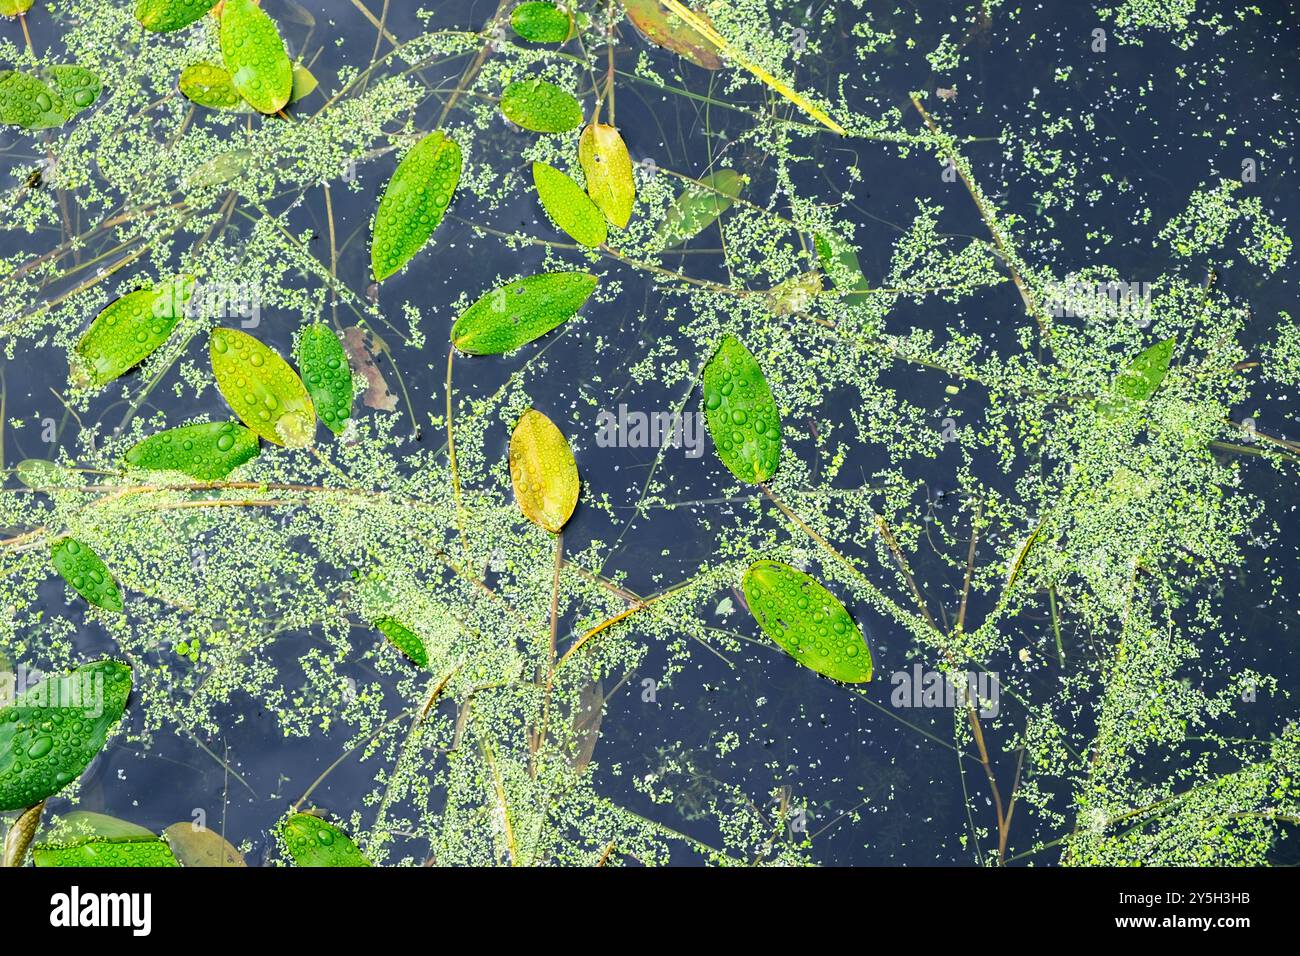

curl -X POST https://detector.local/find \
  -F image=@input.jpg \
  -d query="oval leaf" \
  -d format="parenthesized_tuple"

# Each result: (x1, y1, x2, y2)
(50, 537, 124, 612)
(500, 78, 583, 132)
(296, 324, 352, 435)
(579, 123, 635, 228)
(742, 561, 872, 682)
(48, 66, 101, 115)
(0, 660, 133, 811)
(451, 271, 596, 355)
(57, 811, 156, 841)
(186, 148, 251, 189)
(35, 838, 179, 867)
(124, 421, 259, 479)
(511, 1, 573, 42)
(163, 822, 246, 866)
(619, 0, 722, 69)
(180, 62, 245, 110)
(371, 130, 462, 281)
(1113, 337, 1175, 404)
(279, 813, 370, 867)
(135, 0, 219, 32)
(702, 334, 781, 483)
(218, 0, 292, 114)
(375, 617, 428, 668)
(0, 71, 69, 129)
(210, 328, 316, 447)
(658, 169, 744, 247)
(289, 62, 318, 103)
(533, 161, 606, 248)
(0, 1, 34, 16)
(74, 277, 193, 388)
(814, 231, 870, 299)
(509, 409, 579, 533)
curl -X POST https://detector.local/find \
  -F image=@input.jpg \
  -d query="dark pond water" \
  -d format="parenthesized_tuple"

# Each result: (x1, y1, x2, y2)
(2, 0, 1298, 866)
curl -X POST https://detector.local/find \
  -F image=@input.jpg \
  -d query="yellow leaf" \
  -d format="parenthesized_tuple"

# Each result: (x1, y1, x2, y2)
(658, 0, 845, 135)
(579, 123, 636, 228)
(509, 409, 579, 533)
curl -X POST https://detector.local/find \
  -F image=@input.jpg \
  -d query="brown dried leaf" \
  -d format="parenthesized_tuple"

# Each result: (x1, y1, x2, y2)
(341, 326, 398, 412)
(569, 680, 605, 773)
(620, 0, 723, 70)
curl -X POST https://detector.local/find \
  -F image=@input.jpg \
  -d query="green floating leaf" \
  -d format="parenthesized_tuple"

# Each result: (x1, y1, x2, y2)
(511, 1, 573, 42)
(375, 617, 428, 668)
(297, 324, 352, 435)
(48, 66, 101, 115)
(509, 408, 580, 533)
(499, 78, 583, 132)
(579, 123, 635, 228)
(50, 537, 125, 613)
(124, 421, 259, 479)
(163, 822, 246, 867)
(0, 71, 69, 129)
(533, 161, 606, 248)
(1112, 337, 1175, 405)
(218, 0, 292, 114)
(657, 169, 745, 248)
(74, 277, 193, 387)
(57, 811, 155, 841)
(0, 0, 33, 15)
(289, 62, 318, 103)
(742, 561, 872, 683)
(0, 659, 134, 811)
(371, 130, 462, 281)
(451, 272, 597, 355)
(814, 231, 870, 299)
(179, 62, 245, 111)
(135, 0, 219, 32)
(210, 328, 316, 447)
(702, 334, 781, 483)
(279, 813, 371, 867)
(620, 0, 722, 69)
(186, 148, 251, 189)
(15, 458, 73, 488)
(35, 838, 179, 867)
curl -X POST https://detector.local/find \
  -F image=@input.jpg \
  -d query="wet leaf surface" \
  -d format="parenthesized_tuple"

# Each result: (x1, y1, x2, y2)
(124, 421, 260, 479)
(451, 271, 597, 355)
(210, 328, 316, 447)
(279, 812, 371, 866)
(74, 276, 192, 387)
(371, 131, 462, 281)
(578, 123, 635, 228)
(702, 334, 781, 483)
(219, 0, 292, 114)
(297, 324, 352, 435)
(509, 408, 579, 533)
(500, 78, 584, 132)
(533, 161, 606, 247)
(742, 561, 872, 683)
(0, 660, 133, 811)
(50, 538, 124, 612)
